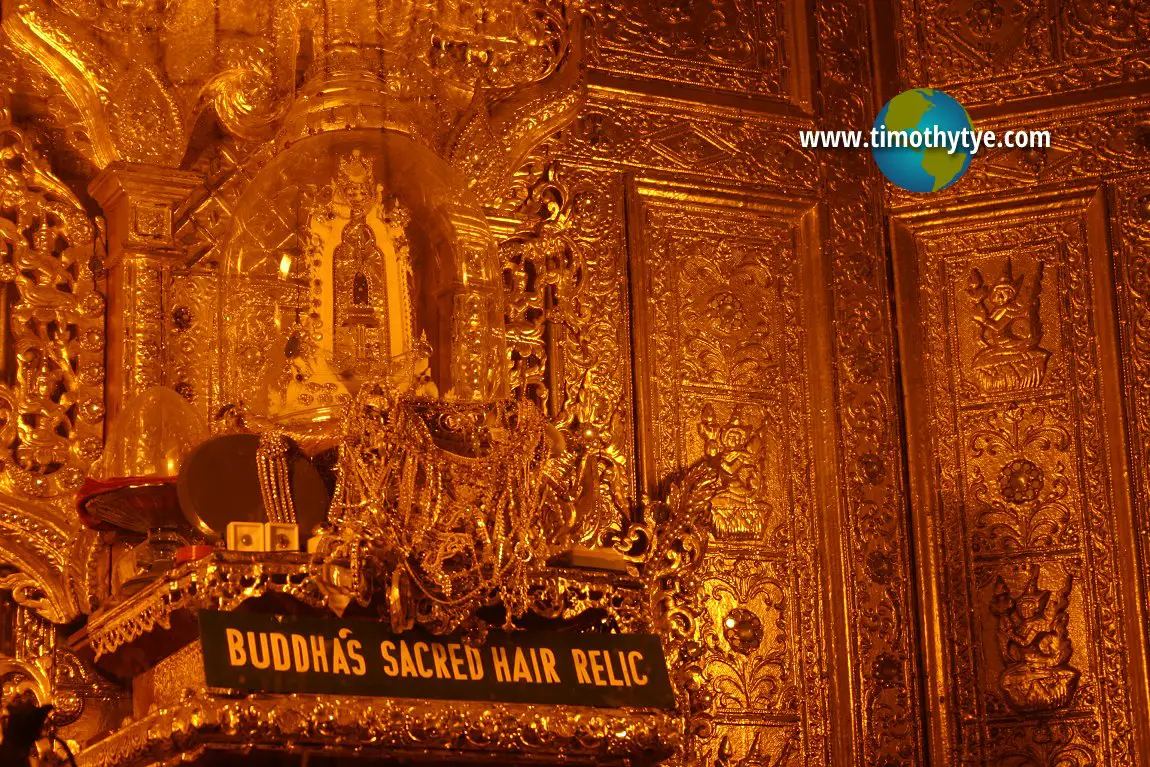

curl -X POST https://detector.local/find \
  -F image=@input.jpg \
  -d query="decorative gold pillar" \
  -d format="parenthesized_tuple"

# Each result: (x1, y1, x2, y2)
(88, 164, 200, 420)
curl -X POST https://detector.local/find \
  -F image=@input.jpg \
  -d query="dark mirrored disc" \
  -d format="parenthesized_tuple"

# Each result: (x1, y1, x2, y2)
(177, 433, 330, 538)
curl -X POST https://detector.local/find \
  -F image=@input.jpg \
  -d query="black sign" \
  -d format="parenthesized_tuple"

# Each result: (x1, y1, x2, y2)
(198, 610, 675, 709)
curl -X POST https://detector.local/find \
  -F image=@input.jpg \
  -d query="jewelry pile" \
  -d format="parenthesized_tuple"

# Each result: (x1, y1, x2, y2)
(309, 379, 553, 632)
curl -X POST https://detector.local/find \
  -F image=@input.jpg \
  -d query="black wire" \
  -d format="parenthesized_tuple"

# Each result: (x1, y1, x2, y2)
(48, 736, 77, 767)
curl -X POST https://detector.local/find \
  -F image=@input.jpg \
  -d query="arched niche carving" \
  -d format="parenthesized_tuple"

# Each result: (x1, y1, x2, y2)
(221, 130, 508, 423)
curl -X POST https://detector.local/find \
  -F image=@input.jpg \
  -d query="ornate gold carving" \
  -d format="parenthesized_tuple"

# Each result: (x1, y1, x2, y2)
(0, 572, 64, 625)
(248, 148, 419, 417)
(165, 267, 219, 421)
(967, 259, 1051, 394)
(631, 461, 722, 762)
(713, 728, 799, 767)
(330, 152, 413, 365)
(815, 0, 925, 760)
(0, 0, 1143, 762)
(1114, 177, 1150, 684)
(0, 108, 104, 634)
(83, 551, 650, 665)
(699, 405, 771, 537)
(887, 99, 1150, 206)
(985, 720, 1100, 767)
(310, 387, 554, 632)
(73, 691, 679, 767)
(529, 165, 639, 513)
(966, 403, 1078, 554)
(0, 594, 120, 751)
(894, 190, 1142, 765)
(699, 555, 798, 715)
(0, 114, 105, 500)
(990, 566, 1079, 713)
(499, 157, 631, 547)
(5, 0, 587, 176)
(88, 164, 199, 416)
(589, 0, 799, 99)
(894, 0, 1150, 106)
(564, 92, 819, 190)
(501, 155, 583, 409)
(628, 185, 800, 543)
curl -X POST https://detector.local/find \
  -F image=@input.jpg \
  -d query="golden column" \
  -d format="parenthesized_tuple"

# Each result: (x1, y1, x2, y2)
(88, 164, 200, 420)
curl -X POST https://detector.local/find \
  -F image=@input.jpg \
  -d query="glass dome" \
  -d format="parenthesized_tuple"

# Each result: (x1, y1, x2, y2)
(220, 130, 508, 426)
(94, 386, 208, 480)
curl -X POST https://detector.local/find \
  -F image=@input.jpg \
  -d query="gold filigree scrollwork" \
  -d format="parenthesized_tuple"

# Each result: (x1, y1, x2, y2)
(636, 462, 721, 754)
(502, 158, 628, 548)
(310, 382, 554, 633)
(0, 117, 105, 499)
(502, 157, 582, 409)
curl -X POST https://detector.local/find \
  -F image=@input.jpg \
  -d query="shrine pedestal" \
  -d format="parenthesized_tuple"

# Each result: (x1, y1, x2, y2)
(67, 553, 681, 767)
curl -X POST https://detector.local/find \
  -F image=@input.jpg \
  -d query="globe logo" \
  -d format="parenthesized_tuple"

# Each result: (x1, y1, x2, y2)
(872, 89, 976, 193)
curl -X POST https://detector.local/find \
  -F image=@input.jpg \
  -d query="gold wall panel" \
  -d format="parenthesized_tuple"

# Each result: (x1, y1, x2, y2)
(893, 187, 1150, 765)
(892, 0, 1150, 104)
(590, 0, 811, 104)
(626, 180, 828, 763)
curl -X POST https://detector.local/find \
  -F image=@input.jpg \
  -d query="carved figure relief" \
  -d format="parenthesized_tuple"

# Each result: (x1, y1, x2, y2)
(990, 567, 1079, 713)
(967, 258, 1050, 394)
(698, 403, 775, 537)
(630, 190, 801, 543)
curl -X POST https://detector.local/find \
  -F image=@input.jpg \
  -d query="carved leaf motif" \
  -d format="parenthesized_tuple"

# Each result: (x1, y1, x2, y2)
(701, 559, 797, 714)
(968, 404, 1071, 458)
(677, 237, 777, 390)
(969, 461, 1074, 553)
